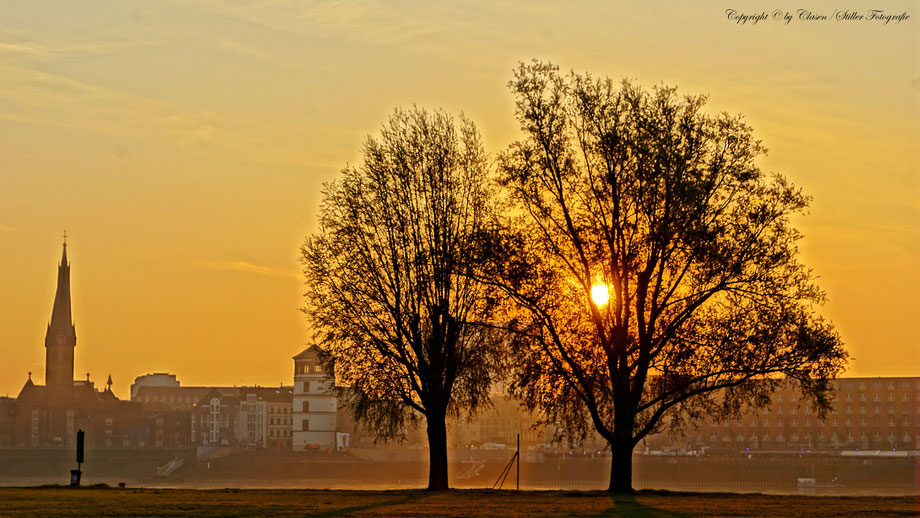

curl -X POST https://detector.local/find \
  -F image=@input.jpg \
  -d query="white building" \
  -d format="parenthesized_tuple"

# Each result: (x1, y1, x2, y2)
(130, 373, 180, 399)
(237, 392, 267, 448)
(292, 346, 337, 450)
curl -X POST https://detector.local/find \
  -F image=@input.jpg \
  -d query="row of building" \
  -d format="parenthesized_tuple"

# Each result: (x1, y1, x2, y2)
(682, 378, 920, 452)
(1, 242, 918, 454)
(130, 345, 338, 451)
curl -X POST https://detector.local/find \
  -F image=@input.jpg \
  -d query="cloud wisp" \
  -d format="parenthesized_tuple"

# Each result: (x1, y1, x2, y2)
(200, 259, 300, 280)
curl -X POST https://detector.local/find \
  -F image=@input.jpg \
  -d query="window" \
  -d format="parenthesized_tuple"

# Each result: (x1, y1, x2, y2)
(209, 398, 221, 444)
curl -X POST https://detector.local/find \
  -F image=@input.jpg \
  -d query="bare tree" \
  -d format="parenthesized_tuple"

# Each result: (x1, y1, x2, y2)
(301, 107, 502, 491)
(488, 61, 847, 492)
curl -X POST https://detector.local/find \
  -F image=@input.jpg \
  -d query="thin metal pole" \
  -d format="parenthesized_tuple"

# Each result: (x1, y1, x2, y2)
(516, 433, 520, 491)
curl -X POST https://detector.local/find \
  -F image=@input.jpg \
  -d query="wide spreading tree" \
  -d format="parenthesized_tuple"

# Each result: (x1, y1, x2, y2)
(301, 107, 502, 491)
(487, 61, 847, 492)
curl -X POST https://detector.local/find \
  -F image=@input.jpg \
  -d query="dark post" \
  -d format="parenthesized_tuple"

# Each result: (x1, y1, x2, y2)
(71, 429, 84, 486)
(76, 430, 84, 465)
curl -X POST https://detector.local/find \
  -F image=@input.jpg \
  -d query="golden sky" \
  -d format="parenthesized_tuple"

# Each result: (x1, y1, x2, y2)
(0, 1, 917, 399)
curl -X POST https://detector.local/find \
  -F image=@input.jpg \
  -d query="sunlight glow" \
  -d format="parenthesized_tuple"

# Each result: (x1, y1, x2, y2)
(591, 284, 609, 306)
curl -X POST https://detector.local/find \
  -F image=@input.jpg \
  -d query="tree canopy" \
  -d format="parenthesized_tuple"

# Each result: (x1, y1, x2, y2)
(489, 61, 847, 492)
(301, 107, 502, 490)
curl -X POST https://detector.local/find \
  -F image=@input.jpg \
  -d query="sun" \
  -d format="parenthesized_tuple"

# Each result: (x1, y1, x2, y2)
(591, 284, 609, 306)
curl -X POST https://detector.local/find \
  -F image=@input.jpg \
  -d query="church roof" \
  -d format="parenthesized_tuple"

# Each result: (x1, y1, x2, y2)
(17, 376, 44, 402)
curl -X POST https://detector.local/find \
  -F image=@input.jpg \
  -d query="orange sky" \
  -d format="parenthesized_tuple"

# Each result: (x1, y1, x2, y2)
(1, 2, 917, 399)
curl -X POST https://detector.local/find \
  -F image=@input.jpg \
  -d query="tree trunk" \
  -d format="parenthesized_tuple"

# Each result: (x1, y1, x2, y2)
(608, 437, 634, 493)
(426, 414, 450, 491)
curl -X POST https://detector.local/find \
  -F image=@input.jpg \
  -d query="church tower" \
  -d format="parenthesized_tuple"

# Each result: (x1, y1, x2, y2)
(45, 238, 76, 405)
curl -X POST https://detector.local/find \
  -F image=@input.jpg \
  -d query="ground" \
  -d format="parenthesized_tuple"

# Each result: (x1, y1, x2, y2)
(0, 487, 916, 517)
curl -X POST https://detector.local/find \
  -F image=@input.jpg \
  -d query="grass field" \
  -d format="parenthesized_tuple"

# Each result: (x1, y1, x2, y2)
(0, 487, 916, 517)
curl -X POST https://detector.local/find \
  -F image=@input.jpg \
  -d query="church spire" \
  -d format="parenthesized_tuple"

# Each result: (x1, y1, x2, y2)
(45, 236, 76, 404)
(48, 237, 74, 335)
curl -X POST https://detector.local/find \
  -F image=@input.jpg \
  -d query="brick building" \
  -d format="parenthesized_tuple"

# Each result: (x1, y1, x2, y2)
(680, 377, 920, 452)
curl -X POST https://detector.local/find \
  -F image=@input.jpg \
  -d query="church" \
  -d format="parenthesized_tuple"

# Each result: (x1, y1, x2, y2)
(0, 240, 144, 449)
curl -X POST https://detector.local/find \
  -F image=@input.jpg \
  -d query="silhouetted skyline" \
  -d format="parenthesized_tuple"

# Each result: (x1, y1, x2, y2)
(0, 2, 916, 399)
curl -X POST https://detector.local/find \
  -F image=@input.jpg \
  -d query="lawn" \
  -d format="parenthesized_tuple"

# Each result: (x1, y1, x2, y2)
(0, 487, 916, 517)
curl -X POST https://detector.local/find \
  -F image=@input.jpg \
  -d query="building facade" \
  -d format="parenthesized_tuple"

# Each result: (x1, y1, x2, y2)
(186, 386, 292, 448)
(130, 373, 181, 400)
(292, 346, 337, 450)
(676, 377, 920, 452)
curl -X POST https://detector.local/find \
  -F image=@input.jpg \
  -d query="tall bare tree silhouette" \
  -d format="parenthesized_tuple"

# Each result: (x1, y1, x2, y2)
(487, 61, 847, 492)
(301, 107, 503, 491)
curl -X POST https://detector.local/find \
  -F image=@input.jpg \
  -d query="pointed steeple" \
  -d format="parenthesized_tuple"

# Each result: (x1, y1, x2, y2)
(45, 236, 76, 405)
(47, 239, 74, 337)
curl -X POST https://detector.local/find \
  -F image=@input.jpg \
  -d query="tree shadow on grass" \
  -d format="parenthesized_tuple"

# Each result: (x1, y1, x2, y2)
(307, 491, 434, 517)
(593, 492, 695, 518)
